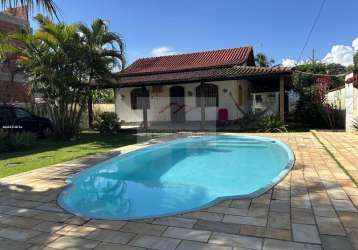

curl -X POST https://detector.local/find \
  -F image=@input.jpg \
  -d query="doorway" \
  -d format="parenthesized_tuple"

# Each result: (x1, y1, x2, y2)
(170, 86, 185, 122)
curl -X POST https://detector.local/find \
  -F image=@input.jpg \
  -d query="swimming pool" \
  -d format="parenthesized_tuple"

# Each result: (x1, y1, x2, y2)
(58, 135, 294, 220)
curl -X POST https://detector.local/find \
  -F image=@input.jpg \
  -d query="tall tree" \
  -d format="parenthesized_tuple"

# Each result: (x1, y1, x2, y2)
(254, 52, 275, 67)
(4, 15, 85, 138)
(0, 0, 59, 19)
(78, 19, 125, 128)
(0, 15, 125, 138)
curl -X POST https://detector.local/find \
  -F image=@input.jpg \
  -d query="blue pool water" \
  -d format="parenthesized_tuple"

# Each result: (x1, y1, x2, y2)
(58, 135, 294, 220)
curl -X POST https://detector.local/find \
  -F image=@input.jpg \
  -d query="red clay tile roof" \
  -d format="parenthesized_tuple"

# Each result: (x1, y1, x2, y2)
(123, 47, 255, 75)
(114, 65, 292, 87)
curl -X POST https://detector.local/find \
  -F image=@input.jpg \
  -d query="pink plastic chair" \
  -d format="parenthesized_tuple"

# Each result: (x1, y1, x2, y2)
(216, 108, 229, 127)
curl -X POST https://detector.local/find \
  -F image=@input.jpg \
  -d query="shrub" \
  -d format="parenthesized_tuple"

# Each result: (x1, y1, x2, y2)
(8, 132, 37, 149)
(99, 112, 120, 135)
(258, 114, 287, 133)
(0, 130, 37, 152)
(235, 112, 263, 131)
(92, 111, 102, 130)
(0, 129, 9, 153)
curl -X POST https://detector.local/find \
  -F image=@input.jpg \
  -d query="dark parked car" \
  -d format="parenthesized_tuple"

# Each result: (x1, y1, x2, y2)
(0, 106, 53, 136)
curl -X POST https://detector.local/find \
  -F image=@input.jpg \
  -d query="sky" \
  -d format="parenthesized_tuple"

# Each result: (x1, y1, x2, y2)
(30, 0, 358, 66)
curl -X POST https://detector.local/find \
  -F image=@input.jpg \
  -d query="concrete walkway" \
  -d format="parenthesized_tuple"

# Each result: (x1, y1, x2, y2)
(0, 132, 357, 250)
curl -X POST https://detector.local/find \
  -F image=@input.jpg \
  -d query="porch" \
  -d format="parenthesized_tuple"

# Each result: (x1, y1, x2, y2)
(121, 121, 242, 132)
(113, 66, 293, 131)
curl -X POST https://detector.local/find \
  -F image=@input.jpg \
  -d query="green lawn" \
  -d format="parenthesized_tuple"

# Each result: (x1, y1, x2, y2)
(0, 131, 164, 178)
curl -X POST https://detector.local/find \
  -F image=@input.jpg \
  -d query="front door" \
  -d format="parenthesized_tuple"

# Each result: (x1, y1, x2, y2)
(170, 86, 185, 122)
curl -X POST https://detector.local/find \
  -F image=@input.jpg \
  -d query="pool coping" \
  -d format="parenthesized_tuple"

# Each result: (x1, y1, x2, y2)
(57, 133, 296, 221)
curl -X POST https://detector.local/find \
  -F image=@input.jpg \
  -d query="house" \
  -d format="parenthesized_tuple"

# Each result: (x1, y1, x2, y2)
(114, 47, 293, 130)
(0, 7, 30, 104)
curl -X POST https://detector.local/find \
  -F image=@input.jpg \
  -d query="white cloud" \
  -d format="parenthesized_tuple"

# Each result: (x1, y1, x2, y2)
(150, 47, 177, 57)
(282, 58, 297, 67)
(282, 37, 358, 67)
(353, 37, 358, 52)
(322, 45, 354, 66)
(281, 58, 309, 67)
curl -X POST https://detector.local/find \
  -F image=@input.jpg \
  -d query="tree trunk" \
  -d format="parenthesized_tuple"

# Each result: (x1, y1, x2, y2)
(88, 92, 94, 129)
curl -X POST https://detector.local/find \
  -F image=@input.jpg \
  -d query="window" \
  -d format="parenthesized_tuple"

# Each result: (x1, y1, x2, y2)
(255, 95, 263, 103)
(15, 109, 32, 118)
(130, 88, 150, 110)
(196, 84, 218, 107)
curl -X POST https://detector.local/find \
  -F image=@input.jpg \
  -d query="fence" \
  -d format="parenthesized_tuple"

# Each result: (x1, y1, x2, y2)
(326, 86, 345, 110)
(93, 104, 115, 113)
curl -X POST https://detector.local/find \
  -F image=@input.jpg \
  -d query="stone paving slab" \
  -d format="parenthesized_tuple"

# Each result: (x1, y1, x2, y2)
(0, 132, 357, 249)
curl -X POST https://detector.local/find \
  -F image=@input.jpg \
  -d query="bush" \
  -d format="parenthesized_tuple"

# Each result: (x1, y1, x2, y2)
(0, 129, 9, 153)
(258, 114, 287, 133)
(0, 130, 37, 152)
(99, 112, 120, 135)
(8, 132, 37, 149)
(294, 95, 327, 128)
(92, 111, 102, 130)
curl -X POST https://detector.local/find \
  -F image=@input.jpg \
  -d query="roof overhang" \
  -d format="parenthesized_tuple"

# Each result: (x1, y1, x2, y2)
(93, 65, 292, 89)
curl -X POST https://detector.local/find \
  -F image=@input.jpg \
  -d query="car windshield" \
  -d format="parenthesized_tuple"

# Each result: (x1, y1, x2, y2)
(15, 109, 32, 118)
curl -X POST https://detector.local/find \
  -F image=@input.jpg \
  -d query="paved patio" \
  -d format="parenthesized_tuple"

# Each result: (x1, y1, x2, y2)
(0, 132, 357, 250)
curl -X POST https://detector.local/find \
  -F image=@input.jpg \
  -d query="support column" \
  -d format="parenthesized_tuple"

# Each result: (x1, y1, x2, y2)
(114, 87, 120, 117)
(252, 93, 256, 114)
(279, 76, 285, 122)
(200, 82, 205, 130)
(142, 86, 148, 131)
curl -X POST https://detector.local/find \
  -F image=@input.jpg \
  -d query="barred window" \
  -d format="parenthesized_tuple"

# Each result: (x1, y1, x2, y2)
(196, 84, 218, 107)
(131, 88, 150, 110)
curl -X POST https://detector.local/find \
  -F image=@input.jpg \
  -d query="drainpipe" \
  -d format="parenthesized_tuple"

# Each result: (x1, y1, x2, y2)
(279, 76, 285, 122)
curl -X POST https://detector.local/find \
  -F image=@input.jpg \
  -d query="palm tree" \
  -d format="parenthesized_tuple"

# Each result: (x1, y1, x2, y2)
(255, 52, 275, 67)
(2, 14, 88, 138)
(0, 0, 59, 19)
(78, 19, 126, 128)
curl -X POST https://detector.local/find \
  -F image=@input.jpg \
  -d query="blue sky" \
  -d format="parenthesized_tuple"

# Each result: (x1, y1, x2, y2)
(32, 0, 358, 66)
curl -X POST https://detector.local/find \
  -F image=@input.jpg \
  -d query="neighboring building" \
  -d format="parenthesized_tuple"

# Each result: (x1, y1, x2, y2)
(345, 73, 358, 132)
(114, 47, 293, 129)
(0, 7, 30, 104)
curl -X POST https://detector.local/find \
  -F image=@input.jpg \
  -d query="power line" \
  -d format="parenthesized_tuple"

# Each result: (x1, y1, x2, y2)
(297, 0, 326, 62)
(294, 70, 347, 77)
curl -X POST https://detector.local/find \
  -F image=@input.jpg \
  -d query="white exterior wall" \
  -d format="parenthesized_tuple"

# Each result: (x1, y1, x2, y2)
(346, 84, 358, 132)
(115, 80, 252, 123)
(326, 87, 345, 110)
(345, 73, 358, 132)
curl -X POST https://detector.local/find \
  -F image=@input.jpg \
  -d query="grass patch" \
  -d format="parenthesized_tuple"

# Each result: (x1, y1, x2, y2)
(0, 131, 165, 178)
